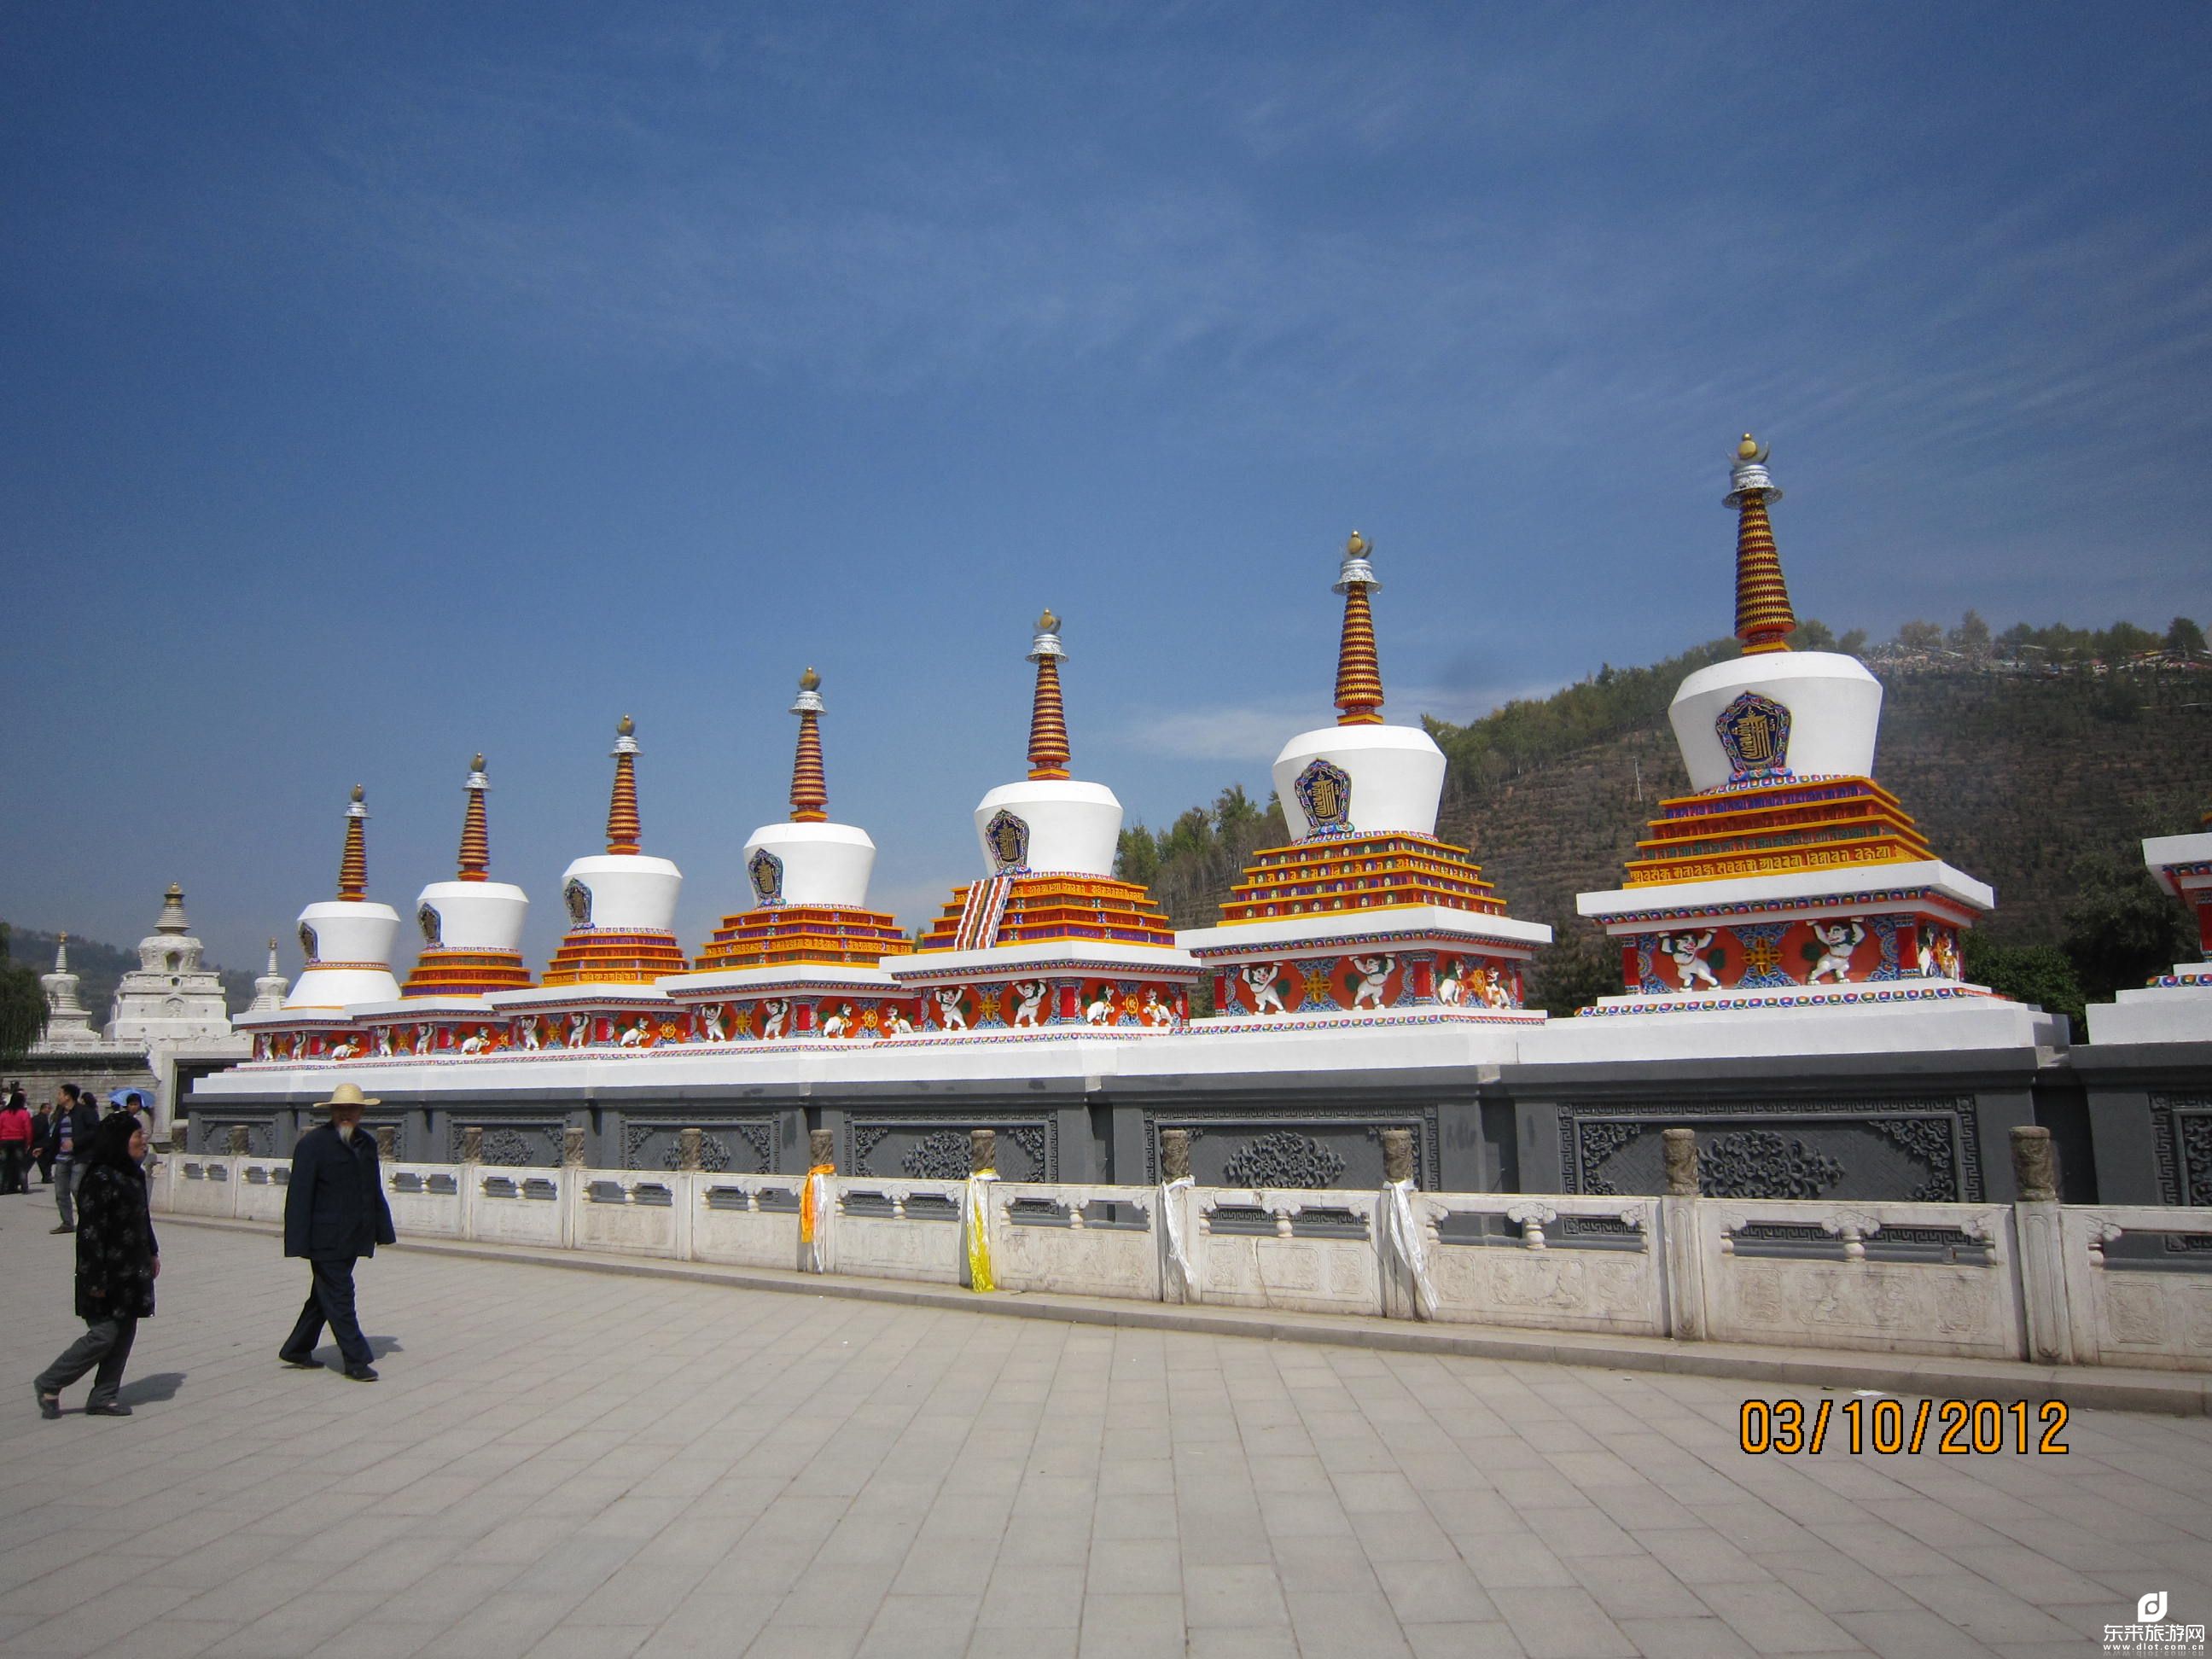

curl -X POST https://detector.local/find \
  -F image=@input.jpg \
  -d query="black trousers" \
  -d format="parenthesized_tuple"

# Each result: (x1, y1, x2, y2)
(0, 1145, 24, 1193)
(280, 1256, 372, 1368)
(37, 1314, 137, 1407)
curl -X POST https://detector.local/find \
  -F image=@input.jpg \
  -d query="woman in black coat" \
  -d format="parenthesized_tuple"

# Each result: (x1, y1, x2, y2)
(34, 1113, 159, 1418)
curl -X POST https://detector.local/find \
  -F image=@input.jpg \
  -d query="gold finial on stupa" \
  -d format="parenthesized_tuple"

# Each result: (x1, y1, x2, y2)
(457, 753, 492, 881)
(789, 667, 829, 822)
(472, 752, 486, 771)
(1725, 432, 1796, 655)
(1026, 609, 1072, 779)
(338, 786, 370, 899)
(605, 717, 642, 854)
(1332, 530, 1385, 725)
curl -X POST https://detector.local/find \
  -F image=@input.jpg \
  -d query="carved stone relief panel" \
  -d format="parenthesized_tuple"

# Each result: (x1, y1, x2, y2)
(1560, 1099, 1979, 1203)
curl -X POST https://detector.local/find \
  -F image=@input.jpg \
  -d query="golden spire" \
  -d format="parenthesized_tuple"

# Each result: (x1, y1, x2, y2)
(605, 716, 642, 855)
(789, 668, 829, 822)
(1333, 531, 1384, 725)
(1726, 434, 1796, 655)
(1026, 609, 1071, 780)
(338, 784, 369, 900)
(457, 754, 491, 881)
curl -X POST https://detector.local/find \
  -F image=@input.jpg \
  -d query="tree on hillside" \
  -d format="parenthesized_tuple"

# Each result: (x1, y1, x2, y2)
(1963, 932, 2085, 1036)
(0, 926, 49, 1063)
(1788, 618, 1836, 650)
(1837, 628, 1868, 655)
(1895, 620, 1943, 653)
(2095, 621, 2162, 662)
(1529, 927, 1620, 1016)
(2061, 856, 2190, 1004)
(1948, 610, 1991, 657)
(2167, 616, 2207, 655)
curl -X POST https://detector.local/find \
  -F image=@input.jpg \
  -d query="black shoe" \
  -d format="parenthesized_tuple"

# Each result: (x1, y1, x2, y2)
(34, 1387, 59, 1421)
(341, 1364, 379, 1382)
(49, 1225, 73, 1234)
(84, 1402, 131, 1417)
(278, 1353, 324, 1370)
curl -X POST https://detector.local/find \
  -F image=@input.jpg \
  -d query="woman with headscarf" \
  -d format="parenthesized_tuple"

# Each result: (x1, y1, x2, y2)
(33, 1111, 159, 1418)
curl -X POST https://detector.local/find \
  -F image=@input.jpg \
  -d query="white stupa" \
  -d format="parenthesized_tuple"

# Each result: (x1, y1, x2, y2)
(1177, 533, 1551, 1026)
(285, 788, 403, 1009)
(36, 934, 102, 1048)
(660, 669, 913, 1042)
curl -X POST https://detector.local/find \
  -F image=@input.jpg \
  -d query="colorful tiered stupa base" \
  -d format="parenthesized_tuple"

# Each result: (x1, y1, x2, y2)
(401, 948, 533, 996)
(1178, 533, 1551, 1032)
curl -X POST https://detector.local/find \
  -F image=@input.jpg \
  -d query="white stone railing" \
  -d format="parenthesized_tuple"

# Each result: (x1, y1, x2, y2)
(146, 1152, 2212, 1371)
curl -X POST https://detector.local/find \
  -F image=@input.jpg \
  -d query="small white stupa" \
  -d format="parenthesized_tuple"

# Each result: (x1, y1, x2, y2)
(36, 934, 102, 1048)
(1177, 533, 1551, 1025)
(285, 789, 403, 1009)
(487, 716, 684, 1051)
(402, 754, 532, 996)
(247, 940, 288, 1014)
(661, 669, 913, 1041)
(891, 611, 1200, 1034)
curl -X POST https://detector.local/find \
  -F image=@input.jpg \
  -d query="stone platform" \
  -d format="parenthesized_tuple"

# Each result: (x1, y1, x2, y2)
(5, 1202, 2212, 1656)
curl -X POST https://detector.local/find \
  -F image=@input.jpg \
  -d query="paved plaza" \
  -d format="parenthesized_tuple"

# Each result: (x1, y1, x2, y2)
(1, 1201, 2209, 1658)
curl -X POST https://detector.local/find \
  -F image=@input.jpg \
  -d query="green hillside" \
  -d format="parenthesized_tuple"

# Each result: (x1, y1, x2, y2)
(0, 926, 256, 1023)
(1120, 615, 2212, 1017)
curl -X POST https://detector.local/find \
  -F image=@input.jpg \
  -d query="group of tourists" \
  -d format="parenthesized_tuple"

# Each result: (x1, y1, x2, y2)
(0, 1081, 144, 1216)
(26, 1080, 396, 1418)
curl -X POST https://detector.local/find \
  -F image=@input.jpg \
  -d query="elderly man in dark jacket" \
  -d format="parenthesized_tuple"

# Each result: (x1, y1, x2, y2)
(280, 1082, 396, 1382)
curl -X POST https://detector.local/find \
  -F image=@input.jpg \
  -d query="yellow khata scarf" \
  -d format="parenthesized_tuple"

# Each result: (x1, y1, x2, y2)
(800, 1163, 835, 1244)
(965, 1172, 998, 1292)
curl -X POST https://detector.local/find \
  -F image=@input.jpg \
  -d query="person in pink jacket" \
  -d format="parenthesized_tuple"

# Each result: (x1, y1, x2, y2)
(0, 1089, 33, 1194)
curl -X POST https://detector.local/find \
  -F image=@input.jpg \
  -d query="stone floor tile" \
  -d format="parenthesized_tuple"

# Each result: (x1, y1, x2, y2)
(1616, 1615, 1761, 1658)
(1694, 1580, 1860, 1653)
(1465, 1533, 1579, 1590)
(1183, 1627, 1302, 1658)
(1487, 1584, 1638, 1659)
(975, 1563, 1084, 1627)
(1834, 1608, 2003, 1659)
(1374, 1558, 1499, 1626)
(1181, 1563, 1291, 1628)
(526, 1626, 649, 1658)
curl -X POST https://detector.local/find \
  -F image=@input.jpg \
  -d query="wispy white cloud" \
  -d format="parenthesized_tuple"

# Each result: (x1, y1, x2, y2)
(1109, 678, 1568, 763)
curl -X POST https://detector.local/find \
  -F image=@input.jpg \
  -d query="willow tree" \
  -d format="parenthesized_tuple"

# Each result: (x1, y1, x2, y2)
(0, 926, 49, 1062)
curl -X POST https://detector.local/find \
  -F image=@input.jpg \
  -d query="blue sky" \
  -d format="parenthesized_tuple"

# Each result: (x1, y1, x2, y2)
(3, 2, 2208, 981)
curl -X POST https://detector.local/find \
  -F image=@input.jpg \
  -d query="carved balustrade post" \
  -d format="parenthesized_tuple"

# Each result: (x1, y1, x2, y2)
(808, 1127, 835, 1170)
(1160, 1129, 1192, 1183)
(562, 1126, 586, 1168)
(226, 1125, 249, 1156)
(374, 1124, 398, 1162)
(677, 1127, 704, 1173)
(460, 1126, 483, 1164)
(1660, 1128, 1706, 1342)
(2011, 1125, 2073, 1365)
(969, 1127, 996, 1175)
(1662, 1128, 1699, 1196)
(1380, 1127, 1413, 1185)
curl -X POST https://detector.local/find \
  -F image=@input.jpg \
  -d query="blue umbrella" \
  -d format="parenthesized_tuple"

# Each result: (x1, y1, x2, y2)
(108, 1089, 148, 1110)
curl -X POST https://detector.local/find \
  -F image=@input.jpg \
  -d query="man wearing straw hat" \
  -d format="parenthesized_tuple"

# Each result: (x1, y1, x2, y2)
(278, 1082, 395, 1381)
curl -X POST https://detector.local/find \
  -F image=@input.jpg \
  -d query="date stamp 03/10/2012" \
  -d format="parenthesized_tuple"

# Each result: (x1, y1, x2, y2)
(1739, 1396, 2070, 1457)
